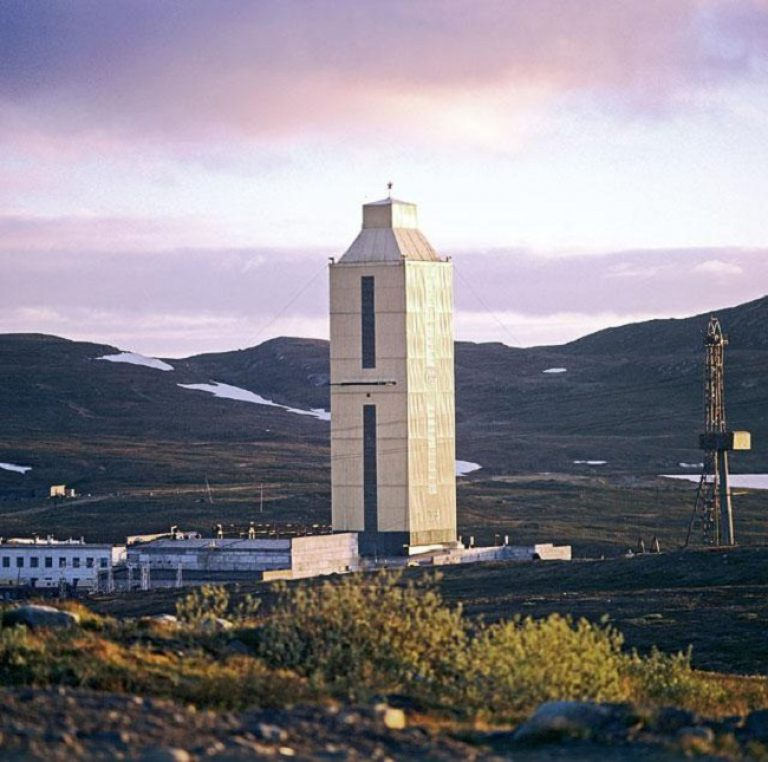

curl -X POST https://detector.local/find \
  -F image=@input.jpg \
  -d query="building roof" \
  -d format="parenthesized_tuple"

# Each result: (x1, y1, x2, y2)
(338, 197, 441, 264)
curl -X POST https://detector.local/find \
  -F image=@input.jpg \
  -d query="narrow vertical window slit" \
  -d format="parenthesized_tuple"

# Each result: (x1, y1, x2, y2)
(361, 276, 376, 368)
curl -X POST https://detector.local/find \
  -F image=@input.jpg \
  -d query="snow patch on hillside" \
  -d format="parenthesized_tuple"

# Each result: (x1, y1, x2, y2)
(573, 460, 607, 465)
(98, 352, 174, 372)
(178, 382, 329, 421)
(456, 460, 481, 476)
(542, 367, 567, 374)
(0, 462, 32, 474)
(662, 474, 768, 490)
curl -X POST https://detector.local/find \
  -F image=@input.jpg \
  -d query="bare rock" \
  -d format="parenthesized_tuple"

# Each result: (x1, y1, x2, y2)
(513, 701, 614, 743)
(150, 614, 179, 625)
(253, 722, 288, 743)
(374, 704, 407, 731)
(138, 746, 192, 762)
(652, 707, 698, 734)
(676, 725, 715, 754)
(3, 605, 79, 630)
(745, 708, 768, 741)
(198, 617, 234, 633)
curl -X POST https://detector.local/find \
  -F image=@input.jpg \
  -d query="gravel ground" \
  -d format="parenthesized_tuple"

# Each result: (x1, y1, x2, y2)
(0, 688, 736, 761)
(0, 687, 484, 761)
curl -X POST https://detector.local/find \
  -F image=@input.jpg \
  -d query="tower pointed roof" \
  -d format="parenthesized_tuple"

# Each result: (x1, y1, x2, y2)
(338, 196, 440, 263)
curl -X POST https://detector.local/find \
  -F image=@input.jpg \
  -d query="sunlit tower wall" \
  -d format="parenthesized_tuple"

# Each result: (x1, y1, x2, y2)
(686, 316, 751, 546)
(329, 196, 457, 556)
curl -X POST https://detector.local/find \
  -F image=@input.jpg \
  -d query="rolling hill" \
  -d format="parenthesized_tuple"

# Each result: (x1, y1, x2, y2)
(0, 294, 766, 547)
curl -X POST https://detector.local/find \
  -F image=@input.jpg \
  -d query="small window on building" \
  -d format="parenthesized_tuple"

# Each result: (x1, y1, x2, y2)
(1, 557, 9, 568)
(86, 557, 94, 568)
(73, 557, 81, 569)
(45, 557, 52, 568)
(59, 557, 66, 568)
(16, 557, 23, 568)
(30, 557, 39, 568)
(100, 558, 108, 568)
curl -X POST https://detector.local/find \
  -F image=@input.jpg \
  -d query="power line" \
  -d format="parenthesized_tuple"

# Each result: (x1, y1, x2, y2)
(248, 262, 328, 346)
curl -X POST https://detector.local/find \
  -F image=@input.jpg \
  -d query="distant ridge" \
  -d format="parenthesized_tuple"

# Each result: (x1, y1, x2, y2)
(1, 294, 766, 498)
(561, 294, 768, 355)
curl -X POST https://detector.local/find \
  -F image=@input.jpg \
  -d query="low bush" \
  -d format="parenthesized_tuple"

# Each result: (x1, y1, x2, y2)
(460, 614, 628, 719)
(175, 584, 261, 628)
(250, 571, 767, 719)
(1, 574, 765, 721)
(0, 623, 309, 710)
(251, 571, 467, 701)
(0, 627, 51, 685)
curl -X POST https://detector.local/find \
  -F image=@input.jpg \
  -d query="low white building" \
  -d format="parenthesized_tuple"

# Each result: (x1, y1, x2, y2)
(0, 537, 125, 590)
(125, 532, 359, 588)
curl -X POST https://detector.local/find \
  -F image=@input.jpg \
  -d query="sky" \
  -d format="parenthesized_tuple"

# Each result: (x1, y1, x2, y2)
(1, 0, 767, 356)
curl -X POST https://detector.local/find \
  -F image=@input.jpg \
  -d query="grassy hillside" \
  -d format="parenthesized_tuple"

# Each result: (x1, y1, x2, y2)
(0, 295, 766, 547)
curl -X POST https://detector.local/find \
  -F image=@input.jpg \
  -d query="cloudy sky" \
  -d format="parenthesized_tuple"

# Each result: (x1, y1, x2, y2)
(1, 0, 767, 356)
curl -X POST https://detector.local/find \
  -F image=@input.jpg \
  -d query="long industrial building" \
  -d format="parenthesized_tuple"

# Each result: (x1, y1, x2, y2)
(122, 532, 359, 588)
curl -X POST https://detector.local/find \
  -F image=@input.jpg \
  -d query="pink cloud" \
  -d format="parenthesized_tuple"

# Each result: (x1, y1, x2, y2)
(1, 1, 767, 149)
(0, 215, 219, 253)
(1, 224, 766, 354)
(693, 259, 744, 275)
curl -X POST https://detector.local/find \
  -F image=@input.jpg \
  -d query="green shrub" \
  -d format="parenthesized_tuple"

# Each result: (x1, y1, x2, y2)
(0, 625, 309, 710)
(251, 570, 467, 701)
(175, 585, 261, 628)
(232, 592, 261, 623)
(175, 584, 231, 627)
(0, 627, 51, 685)
(1, 574, 764, 721)
(624, 646, 732, 713)
(461, 614, 629, 719)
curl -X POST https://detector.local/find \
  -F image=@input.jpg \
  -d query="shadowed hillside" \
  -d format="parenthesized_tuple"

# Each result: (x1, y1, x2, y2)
(0, 295, 766, 545)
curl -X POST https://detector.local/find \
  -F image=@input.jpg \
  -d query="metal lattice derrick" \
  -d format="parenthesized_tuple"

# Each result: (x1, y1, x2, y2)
(684, 316, 744, 548)
(704, 317, 727, 435)
(686, 452, 717, 547)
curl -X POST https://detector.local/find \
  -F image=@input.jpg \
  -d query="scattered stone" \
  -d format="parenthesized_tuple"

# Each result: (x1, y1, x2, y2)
(513, 701, 614, 743)
(149, 614, 179, 625)
(3, 604, 79, 630)
(653, 706, 698, 734)
(198, 617, 234, 633)
(225, 638, 251, 655)
(139, 747, 192, 762)
(254, 722, 288, 743)
(339, 709, 361, 725)
(746, 708, 768, 741)
(676, 725, 715, 753)
(374, 704, 407, 731)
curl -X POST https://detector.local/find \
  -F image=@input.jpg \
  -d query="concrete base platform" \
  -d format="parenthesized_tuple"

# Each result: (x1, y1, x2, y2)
(360, 542, 571, 570)
(430, 543, 572, 565)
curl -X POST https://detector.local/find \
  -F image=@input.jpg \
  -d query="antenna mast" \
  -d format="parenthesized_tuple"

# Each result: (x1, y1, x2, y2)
(685, 316, 750, 546)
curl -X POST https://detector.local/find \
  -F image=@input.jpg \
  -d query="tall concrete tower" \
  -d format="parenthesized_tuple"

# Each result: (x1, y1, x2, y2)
(330, 195, 457, 555)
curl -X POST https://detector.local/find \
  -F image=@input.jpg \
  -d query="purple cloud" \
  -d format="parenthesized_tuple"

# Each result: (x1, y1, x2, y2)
(0, 215, 765, 354)
(1, 1, 767, 147)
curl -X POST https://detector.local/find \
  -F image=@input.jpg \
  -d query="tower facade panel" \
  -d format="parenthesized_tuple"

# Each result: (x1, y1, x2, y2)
(330, 198, 456, 555)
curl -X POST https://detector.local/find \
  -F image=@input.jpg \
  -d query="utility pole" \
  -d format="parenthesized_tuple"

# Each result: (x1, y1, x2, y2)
(685, 316, 751, 547)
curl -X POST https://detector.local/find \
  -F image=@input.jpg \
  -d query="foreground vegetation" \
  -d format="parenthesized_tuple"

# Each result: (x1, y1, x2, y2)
(2, 572, 767, 726)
